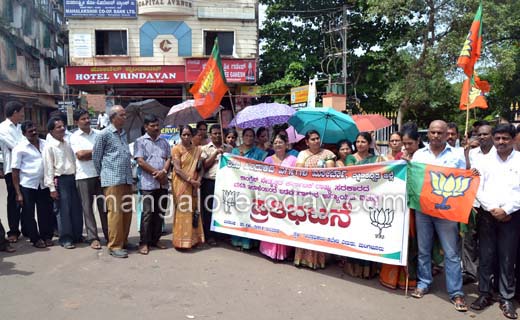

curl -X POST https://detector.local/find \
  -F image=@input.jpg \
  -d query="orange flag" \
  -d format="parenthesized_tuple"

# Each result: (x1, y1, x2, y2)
(457, 2, 483, 78)
(407, 162, 480, 224)
(459, 74, 490, 110)
(190, 39, 228, 119)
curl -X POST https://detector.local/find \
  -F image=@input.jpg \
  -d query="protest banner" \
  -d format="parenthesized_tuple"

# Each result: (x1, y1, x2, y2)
(211, 154, 410, 266)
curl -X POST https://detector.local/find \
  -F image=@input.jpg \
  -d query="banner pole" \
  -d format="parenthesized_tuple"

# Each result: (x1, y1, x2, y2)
(464, 103, 470, 138)
(405, 266, 410, 297)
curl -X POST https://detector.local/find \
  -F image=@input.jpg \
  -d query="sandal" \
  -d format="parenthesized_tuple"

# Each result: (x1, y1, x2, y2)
(1, 244, 16, 253)
(500, 300, 518, 319)
(7, 235, 18, 243)
(138, 245, 149, 255)
(470, 295, 492, 310)
(90, 240, 102, 250)
(451, 295, 468, 312)
(34, 239, 46, 249)
(411, 288, 427, 299)
(44, 239, 54, 247)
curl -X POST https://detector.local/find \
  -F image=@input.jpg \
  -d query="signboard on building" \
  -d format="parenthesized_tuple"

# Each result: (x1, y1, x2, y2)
(64, 0, 137, 18)
(71, 34, 92, 58)
(138, 0, 194, 15)
(66, 66, 186, 85)
(186, 58, 256, 83)
(291, 85, 309, 104)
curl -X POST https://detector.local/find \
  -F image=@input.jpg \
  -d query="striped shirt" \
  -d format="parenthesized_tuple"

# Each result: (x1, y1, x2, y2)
(93, 124, 133, 187)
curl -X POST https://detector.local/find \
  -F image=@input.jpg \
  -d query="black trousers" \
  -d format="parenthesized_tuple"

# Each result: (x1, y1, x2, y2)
(200, 178, 218, 241)
(461, 210, 478, 281)
(5, 173, 23, 237)
(477, 208, 520, 300)
(139, 189, 167, 246)
(20, 186, 54, 243)
(0, 219, 7, 250)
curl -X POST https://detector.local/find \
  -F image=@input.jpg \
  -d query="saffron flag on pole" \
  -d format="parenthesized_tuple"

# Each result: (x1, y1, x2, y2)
(190, 39, 228, 119)
(407, 162, 480, 223)
(457, 2, 483, 78)
(459, 74, 490, 110)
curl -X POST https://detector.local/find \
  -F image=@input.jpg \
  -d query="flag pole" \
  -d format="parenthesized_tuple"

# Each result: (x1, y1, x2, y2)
(464, 102, 470, 137)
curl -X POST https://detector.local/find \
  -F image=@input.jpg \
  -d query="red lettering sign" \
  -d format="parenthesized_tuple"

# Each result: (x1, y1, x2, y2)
(66, 65, 186, 85)
(186, 58, 256, 83)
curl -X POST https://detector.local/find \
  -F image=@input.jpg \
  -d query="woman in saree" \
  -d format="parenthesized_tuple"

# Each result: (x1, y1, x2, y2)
(379, 122, 422, 289)
(171, 125, 205, 249)
(259, 133, 296, 261)
(385, 132, 403, 160)
(335, 139, 356, 167)
(231, 128, 267, 250)
(343, 132, 382, 278)
(294, 130, 336, 269)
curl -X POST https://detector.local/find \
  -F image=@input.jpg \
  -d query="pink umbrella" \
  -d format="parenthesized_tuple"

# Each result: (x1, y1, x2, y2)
(286, 126, 304, 144)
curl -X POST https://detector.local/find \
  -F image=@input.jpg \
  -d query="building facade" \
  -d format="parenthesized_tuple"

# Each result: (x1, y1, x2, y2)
(65, 0, 259, 113)
(0, 0, 68, 132)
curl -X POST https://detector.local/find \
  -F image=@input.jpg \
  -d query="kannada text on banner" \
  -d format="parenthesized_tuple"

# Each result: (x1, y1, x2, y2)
(211, 154, 410, 266)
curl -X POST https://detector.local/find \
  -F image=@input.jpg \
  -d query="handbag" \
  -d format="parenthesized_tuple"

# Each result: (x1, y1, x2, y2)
(192, 209, 200, 228)
(196, 159, 203, 172)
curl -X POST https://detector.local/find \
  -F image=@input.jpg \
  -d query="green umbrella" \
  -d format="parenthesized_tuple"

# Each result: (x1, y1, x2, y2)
(288, 107, 359, 144)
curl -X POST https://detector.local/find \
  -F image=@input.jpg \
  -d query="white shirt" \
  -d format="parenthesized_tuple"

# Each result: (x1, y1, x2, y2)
(70, 128, 99, 180)
(98, 113, 109, 128)
(477, 149, 520, 215)
(46, 130, 72, 144)
(0, 118, 23, 174)
(11, 138, 46, 189)
(412, 143, 466, 169)
(468, 146, 495, 207)
(43, 135, 76, 192)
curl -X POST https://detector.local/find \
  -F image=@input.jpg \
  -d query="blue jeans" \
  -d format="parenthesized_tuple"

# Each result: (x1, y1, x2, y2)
(415, 210, 464, 299)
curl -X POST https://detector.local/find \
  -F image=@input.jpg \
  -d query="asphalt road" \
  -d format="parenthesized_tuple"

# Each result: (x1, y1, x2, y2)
(0, 181, 509, 320)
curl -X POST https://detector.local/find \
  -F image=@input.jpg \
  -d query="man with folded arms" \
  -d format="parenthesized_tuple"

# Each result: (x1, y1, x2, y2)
(43, 117, 83, 249)
(410, 120, 468, 312)
(93, 105, 134, 258)
(134, 114, 170, 255)
(70, 109, 107, 250)
(12, 121, 54, 248)
(471, 124, 520, 320)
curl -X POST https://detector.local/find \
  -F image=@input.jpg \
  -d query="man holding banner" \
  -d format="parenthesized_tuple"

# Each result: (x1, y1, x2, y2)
(471, 124, 520, 319)
(410, 120, 468, 312)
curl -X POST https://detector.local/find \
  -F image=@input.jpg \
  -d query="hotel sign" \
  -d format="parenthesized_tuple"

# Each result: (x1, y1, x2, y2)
(138, 0, 194, 15)
(66, 65, 186, 85)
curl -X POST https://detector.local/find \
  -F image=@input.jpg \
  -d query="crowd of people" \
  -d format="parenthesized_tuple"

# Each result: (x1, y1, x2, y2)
(0, 100, 519, 318)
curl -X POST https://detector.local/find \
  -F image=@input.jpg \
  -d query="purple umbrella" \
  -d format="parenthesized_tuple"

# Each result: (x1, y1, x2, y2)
(228, 103, 295, 128)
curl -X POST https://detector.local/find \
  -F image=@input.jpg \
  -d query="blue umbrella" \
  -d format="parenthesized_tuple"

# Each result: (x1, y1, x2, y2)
(288, 107, 359, 144)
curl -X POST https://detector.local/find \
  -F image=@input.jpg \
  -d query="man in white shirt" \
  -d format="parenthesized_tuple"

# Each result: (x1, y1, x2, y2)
(43, 117, 83, 249)
(200, 124, 232, 245)
(97, 111, 109, 130)
(470, 124, 520, 319)
(460, 123, 494, 284)
(70, 109, 107, 250)
(0, 101, 25, 243)
(11, 121, 53, 248)
(411, 120, 468, 312)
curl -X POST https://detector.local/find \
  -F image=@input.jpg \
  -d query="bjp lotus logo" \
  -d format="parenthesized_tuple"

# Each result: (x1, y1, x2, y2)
(430, 172, 472, 210)
(369, 207, 394, 239)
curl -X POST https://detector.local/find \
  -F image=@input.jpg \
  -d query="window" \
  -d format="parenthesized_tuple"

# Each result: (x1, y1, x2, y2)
(22, 6, 32, 36)
(43, 27, 51, 48)
(3, 0, 13, 22)
(6, 41, 17, 70)
(204, 31, 234, 56)
(95, 30, 127, 55)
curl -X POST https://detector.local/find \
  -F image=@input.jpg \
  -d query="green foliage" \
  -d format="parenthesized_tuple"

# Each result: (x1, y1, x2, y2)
(260, 0, 520, 126)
